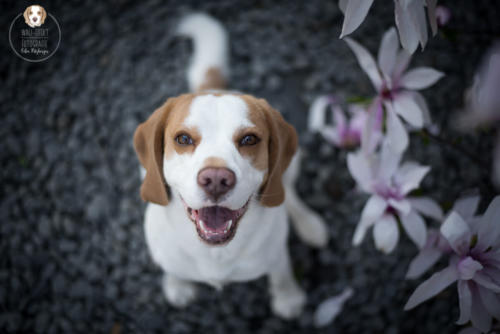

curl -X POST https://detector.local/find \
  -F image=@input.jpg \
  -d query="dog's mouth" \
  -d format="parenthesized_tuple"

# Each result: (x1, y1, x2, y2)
(182, 199, 249, 245)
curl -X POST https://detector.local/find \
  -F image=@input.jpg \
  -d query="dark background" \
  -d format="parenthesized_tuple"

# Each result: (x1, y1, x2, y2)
(1, 0, 499, 333)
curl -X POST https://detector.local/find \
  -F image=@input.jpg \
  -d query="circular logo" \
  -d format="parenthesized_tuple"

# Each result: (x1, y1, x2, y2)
(9, 5, 61, 62)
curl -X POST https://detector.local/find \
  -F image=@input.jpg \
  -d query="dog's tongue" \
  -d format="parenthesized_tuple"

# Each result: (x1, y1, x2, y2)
(198, 206, 234, 231)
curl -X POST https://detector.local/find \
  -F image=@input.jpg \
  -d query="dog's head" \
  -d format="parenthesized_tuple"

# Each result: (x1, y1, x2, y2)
(134, 93, 297, 245)
(23, 5, 47, 28)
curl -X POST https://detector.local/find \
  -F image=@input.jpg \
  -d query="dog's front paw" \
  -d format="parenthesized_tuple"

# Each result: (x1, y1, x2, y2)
(162, 275, 197, 308)
(271, 287, 306, 319)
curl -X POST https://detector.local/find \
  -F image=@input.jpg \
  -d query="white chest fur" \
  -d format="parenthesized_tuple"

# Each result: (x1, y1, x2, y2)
(144, 199, 289, 288)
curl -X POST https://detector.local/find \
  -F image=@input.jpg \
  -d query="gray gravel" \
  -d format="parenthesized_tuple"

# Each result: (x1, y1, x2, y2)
(1, 0, 499, 333)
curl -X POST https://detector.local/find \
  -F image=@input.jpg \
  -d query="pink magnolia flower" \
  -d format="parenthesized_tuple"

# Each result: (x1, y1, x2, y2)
(406, 194, 480, 279)
(345, 27, 444, 153)
(405, 196, 500, 333)
(458, 46, 500, 187)
(339, 0, 439, 53)
(347, 141, 439, 253)
(308, 95, 382, 150)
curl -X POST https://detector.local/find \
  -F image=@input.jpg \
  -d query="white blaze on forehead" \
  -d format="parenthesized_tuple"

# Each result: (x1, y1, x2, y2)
(163, 93, 265, 210)
(184, 95, 254, 139)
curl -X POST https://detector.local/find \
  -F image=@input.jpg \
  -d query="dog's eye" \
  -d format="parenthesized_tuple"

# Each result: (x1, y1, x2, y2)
(239, 134, 259, 146)
(38, 11, 41, 14)
(175, 134, 193, 146)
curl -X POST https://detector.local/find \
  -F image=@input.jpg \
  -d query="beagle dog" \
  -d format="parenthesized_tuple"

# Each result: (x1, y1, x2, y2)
(23, 5, 47, 28)
(134, 13, 328, 319)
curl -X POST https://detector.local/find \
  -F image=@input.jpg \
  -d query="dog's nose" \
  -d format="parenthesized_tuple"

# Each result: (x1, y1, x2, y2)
(33, 17, 37, 22)
(197, 167, 236, 201)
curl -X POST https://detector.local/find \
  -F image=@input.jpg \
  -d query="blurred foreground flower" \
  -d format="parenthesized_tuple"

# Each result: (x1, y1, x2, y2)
(345, 27, 443, 152)
(347, 141, 439, 253)
(339, 0, 439, 53)
(405, 196, 500, 333)
(457, 45, 500, 186)
(313, 287, 354, 328)
(308, 95, 382, 150)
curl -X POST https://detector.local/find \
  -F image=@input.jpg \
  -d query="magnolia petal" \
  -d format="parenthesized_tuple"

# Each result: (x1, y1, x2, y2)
(401, 210, 427, 249)
(360, 195, 388, 224)
(374, 214, 399, 254)
(452, 194, 480, 220)
(478, 286, 500, 321)
(408, 0, 428, 49)
(313, 287, 354, 328)
(480, 250, 500, 270)
(353, 195, 388, 245)
(426, 0, 438, 36)
(361, 99, 383, 154)
(321, 126, 341, 146)
(349, 106, 369, 139)
(377, 27, 399, 80)
(470, 285, 493, 333)
(392, 92, 425, 128)
(394, 0, 419, 54)
(397, 162, 430, 195)
(440, 211, 471, 255)
(406, 247, 443, 279)
(308, 96, 332, 131)
(340, 0, 374, 38)
(393, 50, 412, 80)
(404, 265, 459, 310)
(333, 106, 347, 130)
(345, 38, 383, 90)
(408, 197, 444, 220)
(385, 103, 409, 153)
(347, 151, 372, 192)
(388, 198, 411, 216)
(400, 67, 445, 90)
(378, 140, 402, 182)
(412, 91, 432, 125)
(399, 0, 413, 8)
(473, 272, 500, 293)
(458, 257, 484, 280)
(338, 0, 348, 13)
(352, 219, 372, 246)
(457, 280, 472, 325)
(477, 196, 500, 250)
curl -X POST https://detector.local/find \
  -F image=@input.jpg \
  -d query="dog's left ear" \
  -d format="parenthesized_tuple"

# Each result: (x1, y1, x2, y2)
(23, 6, 30, 25)
(133, 98, 178, 206)
(40, 7, 47, 24)
(255, 98, 298, 207)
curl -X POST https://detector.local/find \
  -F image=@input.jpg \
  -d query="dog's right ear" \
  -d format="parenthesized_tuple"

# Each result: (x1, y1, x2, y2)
(134, 98, 179, 206)
(23, 6, 30, 25)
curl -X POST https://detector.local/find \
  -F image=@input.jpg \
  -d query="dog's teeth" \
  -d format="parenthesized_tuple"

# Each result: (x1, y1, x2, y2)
(224, 220, 233, 233)
(199, 220, 208, 233)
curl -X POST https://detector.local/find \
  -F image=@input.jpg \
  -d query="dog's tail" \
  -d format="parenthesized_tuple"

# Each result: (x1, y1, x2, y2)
(177, 13, 229, 92)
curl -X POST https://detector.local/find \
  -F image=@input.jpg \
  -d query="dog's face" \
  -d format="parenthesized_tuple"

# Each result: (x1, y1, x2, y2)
(134, 93, 297, 246)
(24, 5, 47, 28)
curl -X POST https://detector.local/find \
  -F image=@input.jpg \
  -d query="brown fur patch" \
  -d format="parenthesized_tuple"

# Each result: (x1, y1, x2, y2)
(163, 94, 201, 159)
(202, 157, 228, 169)
(197, 67, 227, 91)
(239, 95, 298, 207)
(134, 94, 197, 205)
(232, 96, 269, 172)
